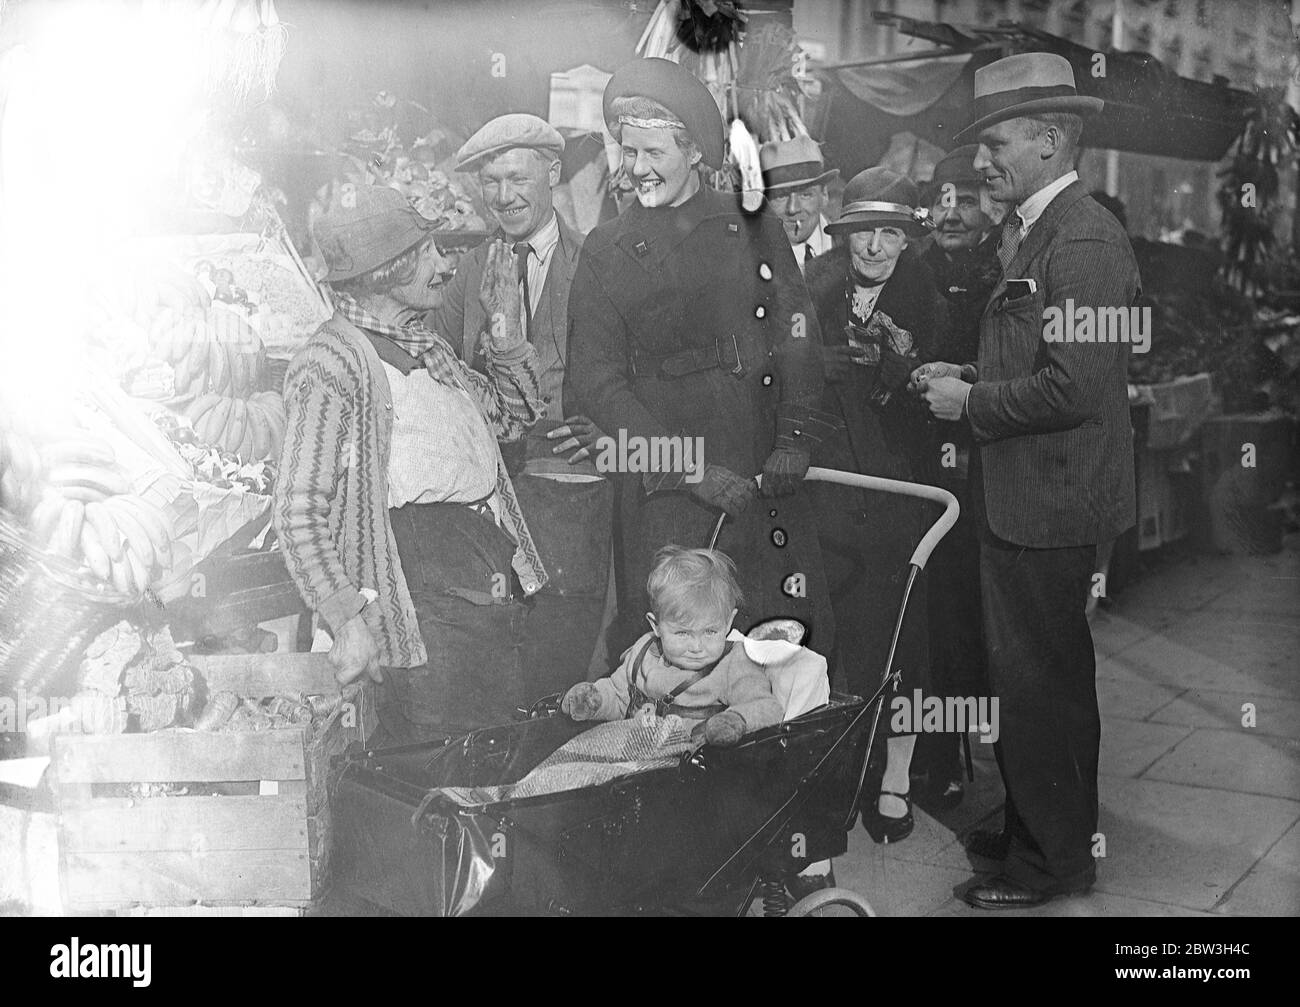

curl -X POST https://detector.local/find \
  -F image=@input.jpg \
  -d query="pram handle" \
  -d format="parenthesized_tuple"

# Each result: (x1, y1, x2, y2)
(717, 469, 960, 568)
(803, 467, 960, 571)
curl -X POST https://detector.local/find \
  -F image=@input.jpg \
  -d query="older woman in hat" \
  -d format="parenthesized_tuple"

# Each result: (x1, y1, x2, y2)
(804, 166, 947, 843)
(567, 56, 838, 679)
(274, 183, 549, 743)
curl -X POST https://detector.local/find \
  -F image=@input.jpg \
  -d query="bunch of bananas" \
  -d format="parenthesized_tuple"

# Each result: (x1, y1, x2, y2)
(185, 389, 286, 461)
(152, 310, 265, 400)
(1, 429, 175, 599)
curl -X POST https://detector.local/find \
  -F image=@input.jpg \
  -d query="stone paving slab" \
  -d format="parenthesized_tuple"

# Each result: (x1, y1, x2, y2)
(1100, 717, 1193, 778)
(1093, 776, 1298, 911)
(1098, 677, 1186, 721)
(1142, 728, 1300, 800)
(1214, 818, 1300, 916)
(1150, 689, 1300, 739)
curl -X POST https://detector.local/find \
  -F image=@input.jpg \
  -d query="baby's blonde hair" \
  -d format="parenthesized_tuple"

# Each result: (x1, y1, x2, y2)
(647, 545, 743, 625)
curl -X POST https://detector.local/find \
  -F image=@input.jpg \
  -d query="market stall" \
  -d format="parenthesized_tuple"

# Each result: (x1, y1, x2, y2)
(0, 0, 373, 915)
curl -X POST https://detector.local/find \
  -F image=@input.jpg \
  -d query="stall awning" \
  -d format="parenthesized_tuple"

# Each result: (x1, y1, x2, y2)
(814, 17, 1261, 172)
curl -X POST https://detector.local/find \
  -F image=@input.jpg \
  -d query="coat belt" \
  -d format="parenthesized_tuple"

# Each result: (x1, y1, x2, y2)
(629, 333, 749, 380)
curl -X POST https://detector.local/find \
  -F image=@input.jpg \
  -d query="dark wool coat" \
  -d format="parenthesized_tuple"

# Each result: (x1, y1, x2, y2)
(803, 244, 947, 703)
(567, 186, 833, 653)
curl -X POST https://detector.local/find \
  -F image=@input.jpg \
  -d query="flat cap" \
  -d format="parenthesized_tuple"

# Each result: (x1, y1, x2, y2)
(456, 113, 565, 172)
(603, 57, 725, 169)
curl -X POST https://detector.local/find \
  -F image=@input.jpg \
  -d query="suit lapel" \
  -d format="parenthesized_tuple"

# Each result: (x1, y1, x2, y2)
(982, 180, 1091, 318)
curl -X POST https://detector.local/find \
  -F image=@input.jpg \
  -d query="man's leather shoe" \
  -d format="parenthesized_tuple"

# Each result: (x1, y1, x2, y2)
(963, 828, 1011, 860)
(963, 874, 1092, 910)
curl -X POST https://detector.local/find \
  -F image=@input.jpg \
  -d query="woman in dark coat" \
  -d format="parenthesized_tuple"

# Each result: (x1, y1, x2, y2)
(568, 58, 837, 656)
(805, 167, 947, 843)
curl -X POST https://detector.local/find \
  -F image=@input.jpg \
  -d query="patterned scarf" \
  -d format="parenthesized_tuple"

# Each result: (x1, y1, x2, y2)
(333, 292, 549, 596)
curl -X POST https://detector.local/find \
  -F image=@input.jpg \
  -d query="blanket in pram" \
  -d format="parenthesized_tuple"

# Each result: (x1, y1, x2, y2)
(439, 711, 696, 805)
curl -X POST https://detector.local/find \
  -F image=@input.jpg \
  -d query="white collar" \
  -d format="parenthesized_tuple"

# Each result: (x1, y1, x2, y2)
(1014, 170, 1078, 235)
(518, 212, 560, 259)
(802, 215, 833, 256)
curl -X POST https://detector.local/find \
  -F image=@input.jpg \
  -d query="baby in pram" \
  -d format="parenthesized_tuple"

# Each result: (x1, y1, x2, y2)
(561, 546, 784, 746)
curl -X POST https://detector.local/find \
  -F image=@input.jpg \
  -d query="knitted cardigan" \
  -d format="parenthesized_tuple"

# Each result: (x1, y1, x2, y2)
(273, 312, 547, 668)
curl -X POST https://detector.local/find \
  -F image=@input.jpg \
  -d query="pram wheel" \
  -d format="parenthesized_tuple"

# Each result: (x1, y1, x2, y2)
(787, 887, 877, 917)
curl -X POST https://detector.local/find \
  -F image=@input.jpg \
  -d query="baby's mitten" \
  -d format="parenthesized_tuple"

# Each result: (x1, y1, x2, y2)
(703, 710, 747, 747)
(561, 682, 602, 721)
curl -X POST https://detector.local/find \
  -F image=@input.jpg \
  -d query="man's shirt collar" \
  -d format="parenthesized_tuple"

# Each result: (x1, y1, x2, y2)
(1015, 170, 1078, 235)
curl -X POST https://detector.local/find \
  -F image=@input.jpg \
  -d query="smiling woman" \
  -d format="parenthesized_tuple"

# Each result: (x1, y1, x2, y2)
(609, 96, 704, 209)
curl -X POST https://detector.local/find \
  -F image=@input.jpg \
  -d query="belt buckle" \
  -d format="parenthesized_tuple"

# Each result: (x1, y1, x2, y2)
(718, 334, 743, 376)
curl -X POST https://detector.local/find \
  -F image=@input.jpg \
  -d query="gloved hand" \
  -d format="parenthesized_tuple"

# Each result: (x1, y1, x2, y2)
(560, 682, 602, 721)
(877, 347, 914, 393)
(703, 710, 747, 747)
(690, 464, 757, 517)
(761, 444, 810, 498)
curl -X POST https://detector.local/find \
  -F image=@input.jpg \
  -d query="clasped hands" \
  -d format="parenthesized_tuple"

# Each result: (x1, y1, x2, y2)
(909, 361, 972, 422)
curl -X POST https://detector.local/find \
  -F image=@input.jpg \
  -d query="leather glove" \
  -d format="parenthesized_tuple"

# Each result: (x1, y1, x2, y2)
(761, 403, 839, 498)
(761, 444, 810, 498)
(702, 710, 747, 747)
(561, 682, 602, 721)
(690, 464, 757, 517)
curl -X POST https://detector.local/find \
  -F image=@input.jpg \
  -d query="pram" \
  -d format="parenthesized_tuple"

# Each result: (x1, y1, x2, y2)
(332, 468, 958, 916)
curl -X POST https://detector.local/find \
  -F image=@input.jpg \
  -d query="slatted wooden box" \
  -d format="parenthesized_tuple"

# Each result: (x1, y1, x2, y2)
(51, 653, 373, 913)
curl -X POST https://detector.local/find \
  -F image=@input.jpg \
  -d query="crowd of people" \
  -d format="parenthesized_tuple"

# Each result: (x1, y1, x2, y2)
(273, 51, 1139, 911)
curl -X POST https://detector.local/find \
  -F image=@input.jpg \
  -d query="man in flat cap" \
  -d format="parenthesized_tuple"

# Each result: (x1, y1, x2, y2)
(568, 57, 837, 668)
(431, 112, 614, 701)
(914, 52, 1138, 909)
(761, 135, 837, 274)
(275, 183, 548, 742)
(912, 144, 1001, 812)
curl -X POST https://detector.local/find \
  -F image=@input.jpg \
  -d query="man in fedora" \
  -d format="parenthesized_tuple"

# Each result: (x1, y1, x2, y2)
(274, 183, 549, 742)
(568, 56, 837, 663)
(914, 52, 1138, 908)
(434, 113, 615, 701)
(761, 135, 838, 273)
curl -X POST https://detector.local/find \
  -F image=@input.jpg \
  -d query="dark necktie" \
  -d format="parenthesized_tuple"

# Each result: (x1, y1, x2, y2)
(997, 212, 1024, 274)
(513, 241, 533, 342)
(803, 243, 814, 266)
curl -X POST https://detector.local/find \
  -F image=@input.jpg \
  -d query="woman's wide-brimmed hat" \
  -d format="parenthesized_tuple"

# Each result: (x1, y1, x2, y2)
(826, 167, 933, 237)
(603, 57, 725, 169)
(955, 52, 1103, 143)
(760, 135, 839, 194)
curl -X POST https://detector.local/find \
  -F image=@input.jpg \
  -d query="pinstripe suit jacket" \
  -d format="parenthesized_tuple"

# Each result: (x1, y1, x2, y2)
(966, 180, 1138, 548)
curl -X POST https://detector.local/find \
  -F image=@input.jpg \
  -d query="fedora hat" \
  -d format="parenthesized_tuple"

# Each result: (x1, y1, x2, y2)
(760, 135, 839, 194)
(603, 57, 725, 169)
(955, 52, 1103, 143)
(826, 167, 933, 237)
(313, 183, 437, 283)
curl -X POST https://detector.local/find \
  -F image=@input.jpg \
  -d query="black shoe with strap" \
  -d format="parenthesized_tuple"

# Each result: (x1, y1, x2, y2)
(862, 789, 913, 844)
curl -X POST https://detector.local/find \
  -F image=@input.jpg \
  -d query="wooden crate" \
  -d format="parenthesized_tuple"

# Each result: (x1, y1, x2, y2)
(51, 653, 373, 913)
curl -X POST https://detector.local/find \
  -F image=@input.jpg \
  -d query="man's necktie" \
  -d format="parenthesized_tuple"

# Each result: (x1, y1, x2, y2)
(997, 213, 1024, 274)
(803, 243, 815, 266)
(512, 241, 533, 342)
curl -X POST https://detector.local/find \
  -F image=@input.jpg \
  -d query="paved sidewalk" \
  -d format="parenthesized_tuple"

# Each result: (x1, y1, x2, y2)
(835, 536, 1300, 916)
